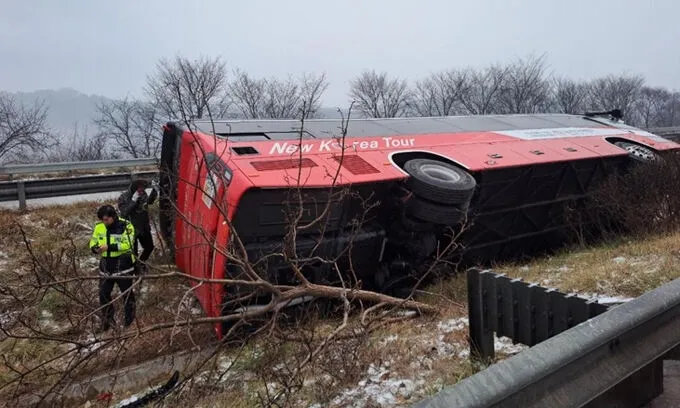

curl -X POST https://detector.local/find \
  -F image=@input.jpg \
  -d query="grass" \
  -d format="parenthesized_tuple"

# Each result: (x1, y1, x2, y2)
(491, 232, 680, 297)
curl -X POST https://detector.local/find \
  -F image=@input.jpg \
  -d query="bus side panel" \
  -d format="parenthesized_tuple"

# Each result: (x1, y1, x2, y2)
(210, 208, 230, 339)
(192, 160, 226, 320)
(187, 151, 216, 318)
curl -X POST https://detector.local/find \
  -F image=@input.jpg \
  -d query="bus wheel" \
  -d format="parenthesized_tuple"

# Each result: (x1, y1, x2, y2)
(403, 158, 476, 205)
(406, 196, 468, 225)
(613, 141, 662, 163)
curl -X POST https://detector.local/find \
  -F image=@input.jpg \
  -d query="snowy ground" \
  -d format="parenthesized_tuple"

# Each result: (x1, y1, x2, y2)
(324, 322, 523, 408)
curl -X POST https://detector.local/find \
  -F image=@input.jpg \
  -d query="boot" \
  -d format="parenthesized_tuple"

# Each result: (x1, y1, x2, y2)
(96, 318, 115, 334)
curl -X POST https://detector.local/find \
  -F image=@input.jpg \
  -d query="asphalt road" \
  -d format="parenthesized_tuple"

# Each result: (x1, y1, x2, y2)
(0, 192, 119, 210)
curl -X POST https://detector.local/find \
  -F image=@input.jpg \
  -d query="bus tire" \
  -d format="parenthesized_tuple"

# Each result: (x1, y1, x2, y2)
(404, 158, 476, 205)
(406, 196, 468, 225)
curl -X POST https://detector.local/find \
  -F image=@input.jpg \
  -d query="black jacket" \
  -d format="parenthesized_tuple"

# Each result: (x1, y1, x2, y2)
(118, 184, 157, 234)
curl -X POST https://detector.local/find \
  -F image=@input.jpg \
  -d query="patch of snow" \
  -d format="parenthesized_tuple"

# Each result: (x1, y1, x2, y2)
(547, 265, 570, 273)
(436, 317, 468, 333)
(39, 310, 63, 332)
(595, 296, 635, 305)
(612, 256, 627, 264)
(394, 310, 418, 318)
(380, 334, 399, 345)
(0, 311, 20, 328)
(81, 333, 105, 353)
(433, 335, 457, 357)
(333, 376, 425, 407)
(494, 336, 527, 355)
(576, 292, 635, 305)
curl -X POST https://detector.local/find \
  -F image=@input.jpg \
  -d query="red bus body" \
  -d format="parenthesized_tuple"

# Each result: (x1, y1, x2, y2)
(157, 114, 680, 338)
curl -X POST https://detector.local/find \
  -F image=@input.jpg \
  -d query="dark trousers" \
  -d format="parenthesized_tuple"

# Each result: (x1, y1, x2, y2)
(99, 276, 136, 328)
(133, 230, 155, 262)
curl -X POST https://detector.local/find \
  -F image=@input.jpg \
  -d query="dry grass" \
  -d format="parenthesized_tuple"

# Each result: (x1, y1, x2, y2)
(0, 199, 214, 402)
(491, 232, 680, 298)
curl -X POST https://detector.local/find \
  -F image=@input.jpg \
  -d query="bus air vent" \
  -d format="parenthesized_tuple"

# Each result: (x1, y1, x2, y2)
(232, 146, 259, 155)
(250, 158, 318, 171)
(332, 154, 380, 175)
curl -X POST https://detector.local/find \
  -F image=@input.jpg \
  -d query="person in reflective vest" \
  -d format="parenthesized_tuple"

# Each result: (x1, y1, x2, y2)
(89, 204, 137, 331)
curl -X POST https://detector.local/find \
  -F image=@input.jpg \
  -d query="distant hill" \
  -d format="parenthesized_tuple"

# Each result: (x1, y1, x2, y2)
(4, 88, 114, 137)
(2, 88, 346, 139)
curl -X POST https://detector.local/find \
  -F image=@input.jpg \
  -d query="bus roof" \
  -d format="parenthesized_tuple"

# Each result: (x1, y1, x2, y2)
(189, 113, 622, 142)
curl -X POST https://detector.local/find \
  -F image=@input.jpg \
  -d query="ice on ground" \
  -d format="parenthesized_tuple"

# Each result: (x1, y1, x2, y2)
(380, 334, 399, 345)
(0, 311, 20, 328)
(394, 310, 418, 318)
(595, 296, 635, 305)
(494, 336, 527, 355)
(39, 310, 63, 332)
(436, 317, 468, 333)
(333, 376, 424, 407)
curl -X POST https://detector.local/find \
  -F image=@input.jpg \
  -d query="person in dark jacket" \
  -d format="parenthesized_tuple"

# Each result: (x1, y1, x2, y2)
(89, 205, 137, 331)
(117, 179, 157, 270)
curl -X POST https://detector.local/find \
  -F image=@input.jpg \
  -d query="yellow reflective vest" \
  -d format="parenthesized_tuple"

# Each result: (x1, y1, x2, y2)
(89, 217, 136, 262)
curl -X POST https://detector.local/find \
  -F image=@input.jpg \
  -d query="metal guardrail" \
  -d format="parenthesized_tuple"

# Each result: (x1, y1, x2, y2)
(466, 269, 611, 362)
(0, 158, 157, 176)
(0, 171, 158, 210)
(412, 275, 680, 408)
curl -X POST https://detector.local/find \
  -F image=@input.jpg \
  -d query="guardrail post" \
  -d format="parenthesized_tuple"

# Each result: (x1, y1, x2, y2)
(467, 269, 494, 362)
(17, 181, 27, 211)
(664, 344, 680, 360)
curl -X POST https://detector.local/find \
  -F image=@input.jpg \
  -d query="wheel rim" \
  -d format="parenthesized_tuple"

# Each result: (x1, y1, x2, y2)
(616, 142, 657, 162)
(420, 164, 461, 183)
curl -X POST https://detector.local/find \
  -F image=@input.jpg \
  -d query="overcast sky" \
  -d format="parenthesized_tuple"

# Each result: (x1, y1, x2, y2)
(1, 0, 679, 107)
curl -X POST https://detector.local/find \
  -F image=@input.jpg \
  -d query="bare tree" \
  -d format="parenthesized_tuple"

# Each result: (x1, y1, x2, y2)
(631, 86, 674, 128)
(229, 70, 329, 119)
(458, 65, 508, 115)
(348, 70, 411, 118)
(588, 74, 645, 121)
(412, 69, 469, 116)
(498, 54, 552, 114)
(93, 98, 161, 158)
(551, 77, 591, 114)
(299, 72, 329, 118)
(656, 92, 680, 127)
(0, 94, 53, 164)
(145, 55, 231, 120)
(48, 122, 115, 162)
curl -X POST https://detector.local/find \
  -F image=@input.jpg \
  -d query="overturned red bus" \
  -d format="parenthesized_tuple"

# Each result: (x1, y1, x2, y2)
(157, 112, 680, 338)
